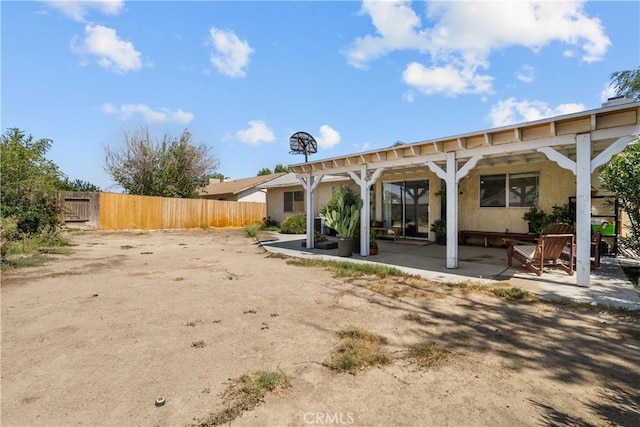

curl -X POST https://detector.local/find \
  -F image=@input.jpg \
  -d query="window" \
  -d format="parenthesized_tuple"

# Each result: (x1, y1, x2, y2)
(284, 190, 304, 212)
(480, 172, 539, 208)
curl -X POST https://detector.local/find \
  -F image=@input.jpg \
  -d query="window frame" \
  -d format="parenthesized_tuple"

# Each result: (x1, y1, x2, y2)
(479, 171, 540, 208)
(283, 190, 304, 213)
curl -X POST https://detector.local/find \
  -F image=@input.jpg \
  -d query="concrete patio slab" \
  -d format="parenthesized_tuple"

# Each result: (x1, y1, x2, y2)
(258, 232, 640, 310)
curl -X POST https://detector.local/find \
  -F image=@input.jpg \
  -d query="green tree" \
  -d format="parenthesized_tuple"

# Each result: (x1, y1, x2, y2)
(274, 164, 290, 173)
(610, 67, 640, 101)
(257, 164, 290, 176)
(105, 127, 219, 198)
(61, 178, 101, 192)
(210, 172, 226, 181)
(199, 172, 226, 186)
(0, 128, 64, 234)
(600, 141, 640, 254)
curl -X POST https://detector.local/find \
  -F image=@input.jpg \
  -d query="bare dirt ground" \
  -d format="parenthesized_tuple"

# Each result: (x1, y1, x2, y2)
(2, 229, 639, 427)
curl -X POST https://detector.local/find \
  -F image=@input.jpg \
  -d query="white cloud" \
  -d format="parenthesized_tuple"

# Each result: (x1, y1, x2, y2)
(487, 98, 585, 127)
(600, 84, 617, 102)
(423, 1, 610, 62)
(45, 0, 124, 22)
(403, 91, 415, 103)
(402, 62, 493, 96)
(236, 120, 275, 145)
(345, 0, 429, 69)
(346, 0, 610, 97)
(208, 27, 254, 78)
(73, 25, 143, 73)
(316, 125, 341, 149)
(102, 103, 194, 124)
(516, 65, 535, 83)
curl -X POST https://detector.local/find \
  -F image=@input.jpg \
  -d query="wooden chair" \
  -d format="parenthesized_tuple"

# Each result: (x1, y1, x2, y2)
(506, 223, 575, 276)
(561, 231, 602, 270)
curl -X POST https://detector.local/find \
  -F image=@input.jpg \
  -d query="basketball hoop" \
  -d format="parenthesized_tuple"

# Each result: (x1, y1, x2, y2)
(289, 131, 317, 162)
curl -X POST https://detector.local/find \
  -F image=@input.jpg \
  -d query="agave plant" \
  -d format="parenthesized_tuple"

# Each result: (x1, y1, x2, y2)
(320, 188, 363, 239)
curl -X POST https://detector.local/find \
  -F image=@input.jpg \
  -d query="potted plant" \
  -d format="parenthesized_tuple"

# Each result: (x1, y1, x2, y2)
(522, 207, 547, 234)
(320, 188, 363, 257)
(320, 186, 359, 237)
(430, 219, 447, 245)
(369, 229, 379, 255)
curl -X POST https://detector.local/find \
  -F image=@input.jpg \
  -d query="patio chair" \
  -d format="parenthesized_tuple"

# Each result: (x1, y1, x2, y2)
(506, 223, 575, 276)
(561, 230, 603, 270)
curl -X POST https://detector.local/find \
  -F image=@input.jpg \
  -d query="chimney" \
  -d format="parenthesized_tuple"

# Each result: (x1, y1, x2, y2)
(602, 96, 633, 108)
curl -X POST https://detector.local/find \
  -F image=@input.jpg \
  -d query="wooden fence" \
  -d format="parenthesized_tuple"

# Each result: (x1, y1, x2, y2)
(61, 192, 265, 230)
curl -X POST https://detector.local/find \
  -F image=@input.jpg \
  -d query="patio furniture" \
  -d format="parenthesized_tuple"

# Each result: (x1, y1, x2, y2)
(505, 223, 575, 276)
(561, 231, 603, 270)
(371, 226, 401, 242)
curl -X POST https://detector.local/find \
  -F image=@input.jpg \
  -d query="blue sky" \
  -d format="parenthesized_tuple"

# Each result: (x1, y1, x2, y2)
(2, 1, 638, 192)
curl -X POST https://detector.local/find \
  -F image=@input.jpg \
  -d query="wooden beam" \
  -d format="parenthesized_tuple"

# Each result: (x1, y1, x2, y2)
(456, 155, 482, 182)
(457, 138, 466, 149)
(514, 128, 521, 141)
(591, 135, 637, 173)
(483, 133, 493, 146)
(537, 146, 576, 174)
(550, 121, 556, 136)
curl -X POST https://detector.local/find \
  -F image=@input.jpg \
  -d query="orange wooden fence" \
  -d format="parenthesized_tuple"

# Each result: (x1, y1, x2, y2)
(96, 192, 265, 230)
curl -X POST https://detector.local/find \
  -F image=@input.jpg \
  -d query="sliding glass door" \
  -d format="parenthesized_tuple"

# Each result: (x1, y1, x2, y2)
(382, 180, 430, 238)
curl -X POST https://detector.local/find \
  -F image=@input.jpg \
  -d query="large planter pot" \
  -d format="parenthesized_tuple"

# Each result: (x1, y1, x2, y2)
(436, 235, 446, 246)
(337, 238, 353, 257)
(370, 246, 379, 255)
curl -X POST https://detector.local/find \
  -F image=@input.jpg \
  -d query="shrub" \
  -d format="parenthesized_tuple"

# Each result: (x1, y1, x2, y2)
(244, 223, 262, 238)
(1, 216, 19, 262)
(263, 216, 279, 228)
(601, 141, 640, 255)
(1, 216, 20, 242)
(1, 129, 64, 235)
(280, 214, 306, 234)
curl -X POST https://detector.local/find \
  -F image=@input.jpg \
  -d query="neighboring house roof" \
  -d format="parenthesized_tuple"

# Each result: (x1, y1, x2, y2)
(258, 172, 349, 189)
(199, 173, 286, 197)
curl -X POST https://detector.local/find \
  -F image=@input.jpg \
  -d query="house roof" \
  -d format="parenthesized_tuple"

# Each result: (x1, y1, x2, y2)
(288, 100, 640, 176)
(258, 172, 350, 189)
(199, 173, 286, 196)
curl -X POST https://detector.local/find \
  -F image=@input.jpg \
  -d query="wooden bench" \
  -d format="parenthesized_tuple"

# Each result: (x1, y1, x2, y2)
(371, 227, 401, 242)
(459, 230, 539, 247)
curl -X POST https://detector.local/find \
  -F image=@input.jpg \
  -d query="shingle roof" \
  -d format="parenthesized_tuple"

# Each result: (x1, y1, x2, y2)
(258, 172, 349, 189)
(199, 173, 286, 196)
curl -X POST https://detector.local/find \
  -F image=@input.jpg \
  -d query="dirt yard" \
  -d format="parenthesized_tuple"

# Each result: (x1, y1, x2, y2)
(2, 229, 639, 426)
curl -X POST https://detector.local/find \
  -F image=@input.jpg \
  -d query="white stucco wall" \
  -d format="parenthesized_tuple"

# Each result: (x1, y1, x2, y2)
(266, 160, 604, 238)
(265, 180, 354, 225)
(236, 188, 267, 203)
(457, 160, 578, 233)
